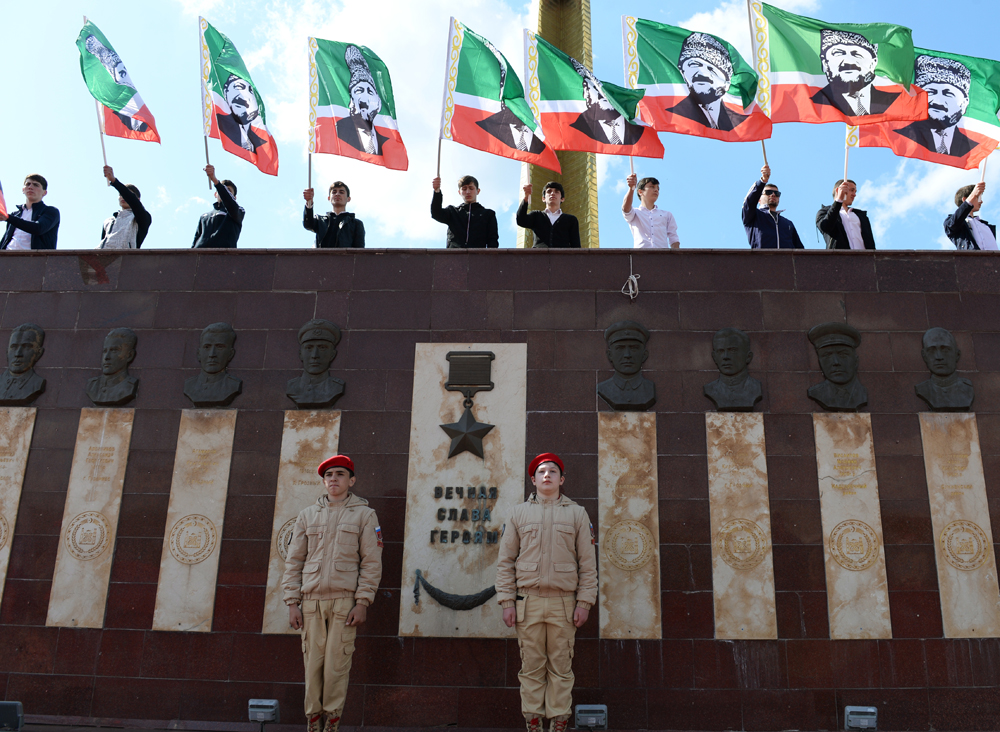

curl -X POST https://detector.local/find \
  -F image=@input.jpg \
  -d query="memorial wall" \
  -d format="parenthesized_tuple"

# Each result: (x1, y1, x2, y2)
(2, 248, 1000, 730)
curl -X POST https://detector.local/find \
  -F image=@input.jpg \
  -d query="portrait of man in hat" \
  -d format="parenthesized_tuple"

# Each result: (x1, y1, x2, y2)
(568, 58, 645, 145)
(915, 327, 974, 412)
(807, 322, 868, 412)
(597, 321, 656, 411)
(86, 327, 139, 407)
(218, 73, 265, 153)
(475, 39, 546, 155)
(0, 323, 46, 407)
(184, 322, 242, 408)
(336, 45, 388, 156)
(286, 319, 346, 409)
(83, 34, 149, 133)
(894, 55, 976, 157)
(703, 328, 762, 411)
(811, 29, 899, 117)
(668, 32, 749, 131)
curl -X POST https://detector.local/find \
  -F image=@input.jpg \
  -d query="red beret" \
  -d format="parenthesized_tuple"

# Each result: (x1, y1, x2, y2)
(318, 454, 355, 477)
(529, 453, 564, 477)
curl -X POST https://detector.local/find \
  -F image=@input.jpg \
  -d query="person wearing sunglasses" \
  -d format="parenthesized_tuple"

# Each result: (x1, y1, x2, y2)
(741, 164, 804, 249)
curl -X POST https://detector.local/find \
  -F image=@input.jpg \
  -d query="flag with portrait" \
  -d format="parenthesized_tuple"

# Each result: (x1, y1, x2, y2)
(76, 20, 160, 143)
(200, 17, 278, 176)
(526, 31, 663, 158)
(623, 17, 771, 143)
(309, 38, 408, 170)
(439, 18, 561, 173)
(854, 49, 1000, 170)
(749, 3, 926, 126)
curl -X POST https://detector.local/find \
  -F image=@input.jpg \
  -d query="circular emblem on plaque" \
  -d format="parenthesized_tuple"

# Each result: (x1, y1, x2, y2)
(168, 514, 218, 565)
(276, 518, 297, 562)
(829, 519, 880, 571)
(941, 520, 990, 571)
(65, 511, 112, 561)
(604, 520, 655, 571)
(0, 515, 8, 551)
(717, 519, 767, 570)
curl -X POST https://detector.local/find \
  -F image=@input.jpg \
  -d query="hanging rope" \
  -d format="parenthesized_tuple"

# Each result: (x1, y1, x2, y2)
(621, 254, 640, 300)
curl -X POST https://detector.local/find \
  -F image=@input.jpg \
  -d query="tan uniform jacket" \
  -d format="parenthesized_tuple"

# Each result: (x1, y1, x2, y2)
(495, 493, 598, 609)
(282, 492, 382, 607)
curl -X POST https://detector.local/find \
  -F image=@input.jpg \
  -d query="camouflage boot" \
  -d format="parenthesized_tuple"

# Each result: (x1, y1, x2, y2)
(525, 716, 544, 732)
(306, 713, 324, 732)
(550, 716, 571, 732)
(322, 715, 341, 732)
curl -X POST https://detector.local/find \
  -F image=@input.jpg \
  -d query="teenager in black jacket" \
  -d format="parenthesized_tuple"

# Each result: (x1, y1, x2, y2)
(516, 181, 581, 248)
(430, 175, 499, 248)
(303, 180, 366, 248)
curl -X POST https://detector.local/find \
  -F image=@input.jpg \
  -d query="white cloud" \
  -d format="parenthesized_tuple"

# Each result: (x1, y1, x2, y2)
(679, 0, 820, 63)
(175, 195, 207, 215)
(173, 0, 229, 18)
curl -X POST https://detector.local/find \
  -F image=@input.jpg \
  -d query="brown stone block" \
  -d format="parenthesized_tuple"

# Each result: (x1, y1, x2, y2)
(829, 638, 880, 688)
(454, 687, 523, 729)
(94, 628, 144, 676)
(0, 255, 46, 291)
(769, 499, 823, 544)
(273, 251, 355, 291)
(340, 330, 425, 370)
(51, 367, 101, 410)
(485, 290, 514, 330)
(928, 292, 1000, 331)
(679, 292, 763, 332)
(411, 638, 507, 687)
(138, 630, 192, 678)
(103, 582, 156, 629)
(514, 291, 596, 330)
(660, 590, 715, 638)
(981, 414, 1000, 456)
(956, 255, 1000, 293)
(744, 689, 837, 732)
(878, 637, 929, 688)
(548, 329, 615, 370)
(647, 688, 743, 730)
(871, 412, 923, 456)
(2, 291, 81, 329)
(364, 685, 458, 727)
(881, 499, 933, 544)
(52, 627, 102, 676)
(385, 369, 414, 411)
(657, 412, 708, 455)
(876, 455, 929, 501)
(232, 409, 284, 453)
(353, 251, 434, 291)
(153, 291, 238, 328)
(890, 330, 931, 371)
(678, 372, 720, 413)
(233, 291, 316, 330)
(379, 540, 403, 589)
(467, 251, 551, 292)
(645, 331, 714, 372)
(14, 489, 65, 534)
(340, 411, 411, 455)
(975, 372, 1000, 413)
(865, 371, 928, 413)
(352, 635, 413, 686)
(216, 539, 269, 586)
(6, 535, 57, 579)
(0, 624, 58, 672)
(0, 578, 51, 625)
(109, 538, 164, 584)
(174, 679, 283, 723)
(660, 544, 712, 592)
(772, 545, 826, 591)
(193, 252, 276, 291)
(22, 447, 73, 493)
(261, 333, 301, 372)
(432, 252, 470, 291)
(775, 590, 829, 638)
(118, 252, 199, 291)
(430, 290, 488, 330)
(692, 639, 739, 688)
(43, 253, 122, 292)
(762, 292, 846, 331)
(924, 638, 974, 686)
(752, 330, 812, 372)
(76, 291, 159, 330)
(310, 291, 351, 330)
(222, 496, 275, 541)
(794, 252, 878, 292)
(765, 371, 817, 413)
(785, 638, 834, 687)
(117, 493, 170, 537)
(526, 369, 596, 412)
(888, 590, 943, 638)
(227, 631, 302, 682)
(670, 251, 796, 292)
(227, 450, 280, 497)
(972, 332, 1000, 373)
(644, 639, 694, 688)
(122, 449, 175, 495)
(845, 292, 929, 331)
(211, 585, 266, 632)
(429, 328, 503, 343)
(658, 455, 709, 499)
(659, 499, 710, 544)
(545, 251, 624, 291)
(575, 687, 648, 729)
(766, 455, 819, 500)
(349, 290, 433, 330)
(967, 637, 1000, 686)
(526, 411, 597, 456)
(353, 453, 409, 497)
(859, 331, 894, 371)
(27, 409, 77, 450)
(7, 672, 94, 716)
(929, 688, 1000, 731)
(92, 675, 183, 719)
(838, 689, 929, 731)
(595, 292, 680, 332)
(599, 638, 660, 688)
(876, 255, 958, 292)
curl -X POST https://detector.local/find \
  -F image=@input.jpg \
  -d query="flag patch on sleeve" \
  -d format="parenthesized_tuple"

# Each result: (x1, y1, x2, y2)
(375, 526, 384, 547)
(589, 522, 596, 545)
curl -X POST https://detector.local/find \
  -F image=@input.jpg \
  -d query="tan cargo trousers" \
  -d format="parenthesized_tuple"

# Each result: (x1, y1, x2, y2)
(515, 595, 577, 720)
(301, 598, 358, 718)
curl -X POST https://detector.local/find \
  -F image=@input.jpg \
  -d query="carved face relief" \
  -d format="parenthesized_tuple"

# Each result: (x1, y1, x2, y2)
(7, 331, 42, 375)
(817, 344, 858, 385)
(101, 335, 134, 376)
(607, 339, 647, 377)
(922, 330, 960, 377)
(198, 332, 235, 375)
(712, 333, 751, 376)
(300, 339, 337, 376)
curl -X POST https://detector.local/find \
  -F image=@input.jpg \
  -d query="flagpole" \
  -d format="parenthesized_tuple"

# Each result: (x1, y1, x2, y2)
(199, 17, 212, 190)
(308, 153, 312, 190)
(436, 19, 456, 180)
(844, 144, 849, 184)
(744, 0, 769, 166)
(83, 16, 111, 186)
(981, 154, 988, 184)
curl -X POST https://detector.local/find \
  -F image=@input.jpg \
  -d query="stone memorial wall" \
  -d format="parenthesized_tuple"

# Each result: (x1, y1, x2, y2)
(2, 248, 1000, 730)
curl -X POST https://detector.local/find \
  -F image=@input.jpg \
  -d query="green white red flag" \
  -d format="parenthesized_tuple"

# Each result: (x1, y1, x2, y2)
(199, 18, 278, 176)
(622, 16, 771, 143)
(76, 20, 160, 143)
(439, 18, 561, 173)
(749, 3, 926, 126)
(525, 31, 663, 158)
(852, 49, 1000, 170)
(309, 38, 408, 170)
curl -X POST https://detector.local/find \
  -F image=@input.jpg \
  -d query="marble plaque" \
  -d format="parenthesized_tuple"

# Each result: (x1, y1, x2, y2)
(705, 412, 777, 639)
(0, 408, 37, 610)
(919, 413, 1000, 637)
(399, 343, 526, 638)
(262, 410, 341, 634)
(152, 410, 237, 632)
(813, 414, 892, 639)
(46, 408, 135, 628)
(597, 412, 661, 639)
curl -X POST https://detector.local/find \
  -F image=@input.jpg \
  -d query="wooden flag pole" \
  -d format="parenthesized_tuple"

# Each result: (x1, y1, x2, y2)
(436, 137, 443, 179)
(629, 156, 635, 175)
(83, 16, 110, 186)
(844, 143, 849, 184)
(204, 136, 212, 191)
(308, 153, 312, 190)
(981, 155, 988, 184)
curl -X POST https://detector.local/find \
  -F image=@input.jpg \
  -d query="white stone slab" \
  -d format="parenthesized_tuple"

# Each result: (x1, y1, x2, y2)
(152, 409, 237, 632)
(0, 408, 37, 610)
(262, 410, 341, 634)
(597, 412, 661, 639)
(46, 408, 134, 628)
(705, 412, 777, 639)
(919, 413, 1000, 637)
(399, 343, 526, 638)
(813, 413, 892, 639)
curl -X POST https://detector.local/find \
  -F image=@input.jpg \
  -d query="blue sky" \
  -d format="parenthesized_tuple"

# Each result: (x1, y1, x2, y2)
(2, 0, 998, 251)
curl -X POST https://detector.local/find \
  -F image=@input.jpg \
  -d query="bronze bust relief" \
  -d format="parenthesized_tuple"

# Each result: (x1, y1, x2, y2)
(807, 322, 868, 412)
(0, 323, 46, 406)
(703, 327, 762, 411)
(915, 327, 974, 412)
(86, 327, 139, 407)
(183, 322, 243, 408)
(597, 320, 656, 411)
(286, 319, 345, 409)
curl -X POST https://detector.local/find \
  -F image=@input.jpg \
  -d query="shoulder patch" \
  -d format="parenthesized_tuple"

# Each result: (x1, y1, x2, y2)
(375, 526, 384, 547)
(589, 521, 596, 545)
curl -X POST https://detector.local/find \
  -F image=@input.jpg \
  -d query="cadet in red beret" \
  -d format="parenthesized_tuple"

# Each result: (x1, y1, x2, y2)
(495, 453, 598, 732)
(282, 455, 383, 732)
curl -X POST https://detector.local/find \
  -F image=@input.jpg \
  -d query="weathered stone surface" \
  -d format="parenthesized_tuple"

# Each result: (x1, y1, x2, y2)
(46, 408, 134, 628)
(597, 412, 661, 639)
(0, 408, 37, 609)
(705, 412, 777, 639)
(919, 413, 1000, 637)
(152, 409, 237, 632)
(813, 413, 892, 639)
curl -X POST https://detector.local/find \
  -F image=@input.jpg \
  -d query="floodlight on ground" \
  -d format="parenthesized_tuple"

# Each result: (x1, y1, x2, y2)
(0, 702, 24, 732)
(575, 704, 608, 731)
(249, 699, 280, 732)
(845, 705, 877, 730)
